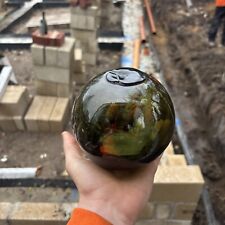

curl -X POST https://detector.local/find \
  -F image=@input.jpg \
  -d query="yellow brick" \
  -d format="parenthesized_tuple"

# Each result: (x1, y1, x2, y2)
(0, 86, 30, 116)
(159, 154, 168, 166)
(49, 98, 69, 132)
(164, 142, 174, 155)
(0, 202, 13, 225)
(37, 97, 57, 132)
(167, 221, 191, 225)
(174, 203, 197, 220)
(35, 80, 57, 96)
(139, 203, 154, 219)
(9, 203, 66, 225)
(167, 155, 187, 166)
(0, 114, 17, 131)
(24, 96, 46, 131)
(151, 183, 203, 203)
(151, 166, 204, 202)
(155, 203, 172, 219)
(60, 203, 77, 220)
(155, 166, 204, 183)
(57, 84, 71, 97)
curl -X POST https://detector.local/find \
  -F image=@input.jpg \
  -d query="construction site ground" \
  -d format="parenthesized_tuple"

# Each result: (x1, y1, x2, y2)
(1, 0, 225, 224)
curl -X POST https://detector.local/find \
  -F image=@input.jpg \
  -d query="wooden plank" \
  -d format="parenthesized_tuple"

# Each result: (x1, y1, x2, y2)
(49, 98, 69, 132)
(37, 97, 57, 132)
(24, 96, 46, 131)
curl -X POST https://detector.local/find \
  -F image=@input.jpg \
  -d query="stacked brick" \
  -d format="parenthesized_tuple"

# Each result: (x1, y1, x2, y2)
(135, 143, 204, 225)
(0, 86, 31, 131)
(70, 6, 99, 65)
(26, 37, 76, 132)
(24, 96, 69, 132)
(31, 37, 75, 97)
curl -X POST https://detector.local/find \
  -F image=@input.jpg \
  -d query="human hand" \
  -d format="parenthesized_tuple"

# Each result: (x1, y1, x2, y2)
(62, 131, 160, 225)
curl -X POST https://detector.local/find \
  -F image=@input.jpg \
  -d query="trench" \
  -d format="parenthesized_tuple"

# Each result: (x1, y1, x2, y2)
(151, 0, 225, 224)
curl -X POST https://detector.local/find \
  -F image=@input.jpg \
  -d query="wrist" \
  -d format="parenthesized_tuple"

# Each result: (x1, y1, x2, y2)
(78, 198, 134, 225)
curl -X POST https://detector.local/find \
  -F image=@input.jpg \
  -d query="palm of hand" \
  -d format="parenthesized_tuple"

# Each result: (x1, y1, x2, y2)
(63, 132, 160, 225)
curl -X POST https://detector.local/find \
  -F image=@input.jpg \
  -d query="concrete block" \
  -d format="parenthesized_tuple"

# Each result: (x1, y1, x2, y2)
(151, 183, 203, 203)
(24, 96, 46, 131)
(0, 203, 13, 225)
(74, 48, 83, 73)
(174, 203, 197, 220)
(167, 220, 191, 225)
(71, 5, 98, 17)
(73, 61, 86, 84)
(88, 39, 98, 53)
(60, 203, 77, 220)
(71, 14, 86, 30)
(9, 202, 67, 225)
(45, 46, 57, 66)
(0, 86, 30, 116)
(85, 15, 96, 30)
(13, 116, 25, 131)
(83, 52, 96, 65)
(31, 44, 44, 65)
(57, 83, 71, 97)
(155, 166, 204, 183)
(74, 72, 86, 84)
(151, 166, 204, 202)
(57, 37, 75, 69)
(159, 152, 169, 166)
(155, 203, 172, 219)
(35, 80, 58, 96)
(139, 203, 154, 220)
(37, 97, 57, 132)
(164, 142, 174, 155)
(0, 114, 17, 131)
(34, 65, 71, 84)
(167, 155, 187, 166)
(49, 98, 69, 132)
(71, 29, 96, 45)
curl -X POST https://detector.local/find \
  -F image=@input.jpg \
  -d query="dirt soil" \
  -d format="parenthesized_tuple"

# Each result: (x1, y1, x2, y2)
(151, 0, 225, 224)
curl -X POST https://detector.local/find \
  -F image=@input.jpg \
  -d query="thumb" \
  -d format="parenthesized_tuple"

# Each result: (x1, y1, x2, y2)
(62, 131, 84, 173)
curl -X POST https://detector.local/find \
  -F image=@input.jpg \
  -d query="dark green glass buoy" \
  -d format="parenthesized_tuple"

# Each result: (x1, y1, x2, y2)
(72, 68, 175, 169)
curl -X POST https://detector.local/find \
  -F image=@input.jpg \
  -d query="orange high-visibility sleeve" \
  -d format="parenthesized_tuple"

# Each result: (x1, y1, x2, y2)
(67, 208, 113, 225)
(216, 0, 225, 6)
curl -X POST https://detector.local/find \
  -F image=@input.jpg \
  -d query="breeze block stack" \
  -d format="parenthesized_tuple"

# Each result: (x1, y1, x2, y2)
(31, 37, 75, 97)
(0, 85, 31, 131)
(70, 5, 99, 65)
(25, 37, 76, 132)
